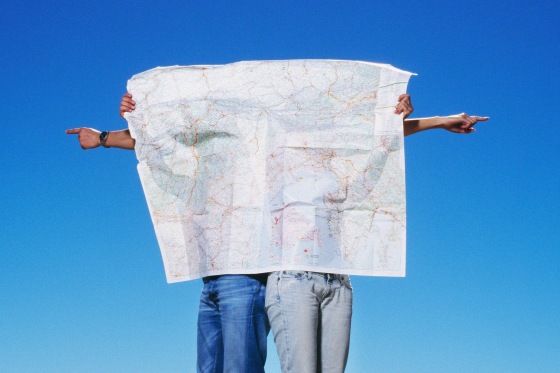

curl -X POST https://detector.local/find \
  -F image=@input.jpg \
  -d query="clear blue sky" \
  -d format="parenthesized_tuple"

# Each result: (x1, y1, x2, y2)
(1, 0, 559, 372)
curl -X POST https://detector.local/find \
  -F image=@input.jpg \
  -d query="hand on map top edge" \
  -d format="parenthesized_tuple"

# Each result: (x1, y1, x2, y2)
(395, 94, 414, 119)
(65, 127, 101, 149)
(120, 93, 136, 118)
(439, 113, 490, 134)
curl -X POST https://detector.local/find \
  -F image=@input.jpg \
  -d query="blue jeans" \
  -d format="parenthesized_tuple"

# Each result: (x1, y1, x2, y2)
(266, 271, 353, 373)
(197, 274, 270, 373)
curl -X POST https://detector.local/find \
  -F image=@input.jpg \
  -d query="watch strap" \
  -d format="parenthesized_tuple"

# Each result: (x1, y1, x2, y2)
(100, 131, 110, 148)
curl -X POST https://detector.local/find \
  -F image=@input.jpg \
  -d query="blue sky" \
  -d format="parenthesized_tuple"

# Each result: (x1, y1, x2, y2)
(1, 0, 559, 372)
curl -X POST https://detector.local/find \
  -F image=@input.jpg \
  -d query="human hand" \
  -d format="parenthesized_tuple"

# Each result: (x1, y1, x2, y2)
(65, 127, 101, 149)
(439, 113, 489, 134)
(395, 94, 414, 119)
(120, 93, 136, 118)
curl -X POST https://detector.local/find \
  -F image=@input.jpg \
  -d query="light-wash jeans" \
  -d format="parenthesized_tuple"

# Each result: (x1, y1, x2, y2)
(266, 271, 353, 373)
(197, 274, 270, 373)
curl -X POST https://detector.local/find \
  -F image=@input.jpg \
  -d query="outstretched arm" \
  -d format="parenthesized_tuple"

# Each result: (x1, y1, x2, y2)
(404, 114, 489, 136)
(395, 94, 489, 136)
(65, 128, 135, 150)
(66, 93, 137, 150)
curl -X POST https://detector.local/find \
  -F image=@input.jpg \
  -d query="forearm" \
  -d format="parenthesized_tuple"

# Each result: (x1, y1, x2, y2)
(404, 113, 488, 136)
(105, 129, 135, 150)
(403, 117, 443, 136)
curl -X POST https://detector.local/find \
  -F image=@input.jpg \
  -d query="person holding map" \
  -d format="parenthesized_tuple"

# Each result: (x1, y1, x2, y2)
(263, 102, 488, 373)
(67, 62, 488, 373)
(67, 93, 269, 373)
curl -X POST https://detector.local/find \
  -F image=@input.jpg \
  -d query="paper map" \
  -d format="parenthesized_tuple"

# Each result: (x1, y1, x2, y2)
(126, 60, 413, 282)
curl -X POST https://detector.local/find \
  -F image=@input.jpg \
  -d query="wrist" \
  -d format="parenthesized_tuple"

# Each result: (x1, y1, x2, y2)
(434, 116, 446, 129)
(99, 131, 110, 148)
(420, 117, 444, 131)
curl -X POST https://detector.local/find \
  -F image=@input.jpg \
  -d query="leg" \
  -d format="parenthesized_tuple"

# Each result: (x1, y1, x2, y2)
(266, 271, 322, 373)
(197, 278, 224, 373)
(217, 274, 269, 373)
(318, 274, 353, 373)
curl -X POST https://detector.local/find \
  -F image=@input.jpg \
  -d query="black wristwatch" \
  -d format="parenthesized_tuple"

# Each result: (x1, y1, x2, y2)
(99, 131, 110, 148)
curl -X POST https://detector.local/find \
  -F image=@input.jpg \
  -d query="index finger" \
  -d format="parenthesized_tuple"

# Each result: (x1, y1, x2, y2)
(473, 116, 490, 122)
(65, 128, 81, 134)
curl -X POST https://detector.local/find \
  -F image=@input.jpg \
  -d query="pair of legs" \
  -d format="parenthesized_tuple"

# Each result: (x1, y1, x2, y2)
(266, 271, 353, 373)
(197, 274, 269, 373)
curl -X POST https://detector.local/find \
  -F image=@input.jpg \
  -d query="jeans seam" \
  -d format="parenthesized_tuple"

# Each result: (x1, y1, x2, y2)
(247, 280, 258, 371)
(277, 275, 293, 373)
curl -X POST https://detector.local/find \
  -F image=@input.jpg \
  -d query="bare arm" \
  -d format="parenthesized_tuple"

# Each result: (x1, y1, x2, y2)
(65, 128, 135, 150)
(395, 94, 489, 136)
(404, 114, 489, 136)
(105, 129, 135, 149)
(66, 93, 137, 150)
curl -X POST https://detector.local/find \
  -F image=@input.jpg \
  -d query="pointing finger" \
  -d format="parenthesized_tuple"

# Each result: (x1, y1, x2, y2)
(473, 116, 490, 122)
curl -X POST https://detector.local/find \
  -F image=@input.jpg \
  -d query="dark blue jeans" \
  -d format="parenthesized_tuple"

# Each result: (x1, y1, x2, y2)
(197, 274, 269, 373)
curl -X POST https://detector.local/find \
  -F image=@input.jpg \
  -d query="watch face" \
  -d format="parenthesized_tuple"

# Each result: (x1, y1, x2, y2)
(100, 131, 109, 141)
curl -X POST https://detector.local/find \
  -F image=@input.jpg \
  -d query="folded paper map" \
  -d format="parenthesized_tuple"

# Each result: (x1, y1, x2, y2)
(126, 60, 413, 282)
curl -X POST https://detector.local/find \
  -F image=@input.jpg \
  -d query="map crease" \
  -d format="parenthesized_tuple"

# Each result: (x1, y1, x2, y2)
(126, 60, 413, 282)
